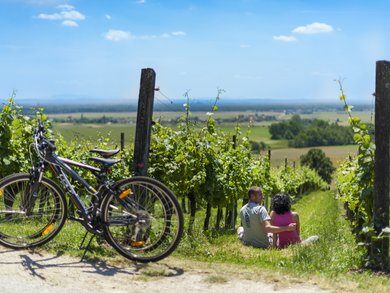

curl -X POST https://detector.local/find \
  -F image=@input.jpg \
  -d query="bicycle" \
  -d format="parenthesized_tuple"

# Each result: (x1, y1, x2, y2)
(0, 121, 184, 263)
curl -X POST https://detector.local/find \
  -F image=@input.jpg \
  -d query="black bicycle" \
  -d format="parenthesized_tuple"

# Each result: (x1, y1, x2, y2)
(0, 122, 184, 263)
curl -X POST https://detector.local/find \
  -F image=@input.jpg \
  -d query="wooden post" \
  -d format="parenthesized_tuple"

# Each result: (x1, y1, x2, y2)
(132, 68, 156, 176)
(231, 135, 238, 229)
(120, 132, 125, 151)
(265, 149, 271, 211)
(373, 60, 390, 269)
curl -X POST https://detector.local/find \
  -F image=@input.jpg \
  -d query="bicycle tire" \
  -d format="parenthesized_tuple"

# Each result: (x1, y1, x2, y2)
(101, 176, 184, 263)
(0, 173, 67, 249)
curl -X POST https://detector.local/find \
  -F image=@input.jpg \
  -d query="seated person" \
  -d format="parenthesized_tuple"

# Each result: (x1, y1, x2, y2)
(270, 193, 319, 249)
(237, 186, 296, 248)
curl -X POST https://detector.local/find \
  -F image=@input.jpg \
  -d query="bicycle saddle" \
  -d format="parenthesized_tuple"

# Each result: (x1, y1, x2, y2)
(89, 148, 120, 158)
(88, 157, 121, 169)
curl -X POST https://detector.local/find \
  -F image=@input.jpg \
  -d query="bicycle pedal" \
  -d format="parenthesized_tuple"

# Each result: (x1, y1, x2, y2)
(130, 241, 145, 247)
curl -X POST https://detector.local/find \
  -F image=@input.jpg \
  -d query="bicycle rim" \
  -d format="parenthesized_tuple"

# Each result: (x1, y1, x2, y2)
(0, 173, 67, 249)
(102, 177, 184, 263)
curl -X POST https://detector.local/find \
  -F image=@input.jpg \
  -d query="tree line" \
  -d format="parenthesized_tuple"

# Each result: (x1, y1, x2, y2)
(269, 114, 355, 147)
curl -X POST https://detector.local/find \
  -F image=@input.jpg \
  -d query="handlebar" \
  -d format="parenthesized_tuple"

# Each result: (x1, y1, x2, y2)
(33, 122, 56, 154)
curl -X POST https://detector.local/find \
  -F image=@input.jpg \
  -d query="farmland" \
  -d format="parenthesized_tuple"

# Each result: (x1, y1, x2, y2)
(48, 110, 363, 167)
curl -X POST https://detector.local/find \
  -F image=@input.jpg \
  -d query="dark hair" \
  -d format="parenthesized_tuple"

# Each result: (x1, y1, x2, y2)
(247, 186, 262, 198)
(271, 193, 291, 214)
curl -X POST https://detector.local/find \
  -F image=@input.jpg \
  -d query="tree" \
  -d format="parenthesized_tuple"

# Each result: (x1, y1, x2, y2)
(300, 149, 335, 184)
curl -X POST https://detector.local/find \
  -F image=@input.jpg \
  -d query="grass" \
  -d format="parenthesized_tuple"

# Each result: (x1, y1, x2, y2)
(281, 111, 374, 125)
(51, 123, 135, 145)
(269, 145, 358, 167)
(2, 189, 388, 292)
(172, 190, 389, 292)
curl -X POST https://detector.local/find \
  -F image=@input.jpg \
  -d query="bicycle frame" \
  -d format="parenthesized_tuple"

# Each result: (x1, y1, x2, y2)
(33, 151, 110, 235)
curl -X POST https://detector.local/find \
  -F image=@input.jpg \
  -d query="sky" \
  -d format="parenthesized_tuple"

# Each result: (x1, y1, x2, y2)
(1, 0, 389, 107)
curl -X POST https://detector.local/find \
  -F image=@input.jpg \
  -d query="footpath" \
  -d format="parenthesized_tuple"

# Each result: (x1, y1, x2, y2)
(0, 246, 330, 293)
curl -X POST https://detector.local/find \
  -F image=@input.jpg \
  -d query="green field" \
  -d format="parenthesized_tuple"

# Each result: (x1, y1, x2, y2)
(51, 123, 136, 146)
(52, 119, 356, 168)
(281, 111, 374, 125)
(50, 110, 361, 167)
(48, 110, 374, 123)
(268, 145, 357, 167)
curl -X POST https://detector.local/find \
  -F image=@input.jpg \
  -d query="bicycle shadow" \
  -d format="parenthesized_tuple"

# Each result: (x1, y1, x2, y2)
(0, 248, 184, 281)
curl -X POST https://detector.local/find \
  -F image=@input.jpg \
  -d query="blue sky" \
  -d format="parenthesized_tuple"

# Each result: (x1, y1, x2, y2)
(1, 0, 389, 106)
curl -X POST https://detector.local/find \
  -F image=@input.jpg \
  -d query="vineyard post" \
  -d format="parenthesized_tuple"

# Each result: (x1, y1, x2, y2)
(231, 135, 238, 229)
(120, 132, 125, 151)
(373, 60, 390, 269)
(265, 149, 271, 210)
(132, 68, 156, 176)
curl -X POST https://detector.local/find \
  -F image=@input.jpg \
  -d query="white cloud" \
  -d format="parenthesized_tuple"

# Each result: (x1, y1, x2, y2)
(57, 4, 73, 11)
(104, 30, 132, 41)
(140, 32, 187, 39)
(61, 10, 85, 20)
(105, 14, 112, 20)
(37, 13, 62, 20)
(273, 35, 297, 42)
(136, 0, 146, 4)
(105, 30, 186, 41)
(292, 22, 334, 34)
(240, 44, 250, 48)
(62, 20, 78, 27)
(171, 31, 186, 36)
(36, 5, 85, 26)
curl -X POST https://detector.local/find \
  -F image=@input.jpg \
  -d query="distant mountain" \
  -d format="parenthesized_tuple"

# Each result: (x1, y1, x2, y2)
(12, 95, 133, 106)
(1, 95, 372, 113)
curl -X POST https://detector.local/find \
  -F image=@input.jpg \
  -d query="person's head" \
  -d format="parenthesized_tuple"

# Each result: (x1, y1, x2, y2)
(247, 186, 263, 204)
(271, 193, 292, 214)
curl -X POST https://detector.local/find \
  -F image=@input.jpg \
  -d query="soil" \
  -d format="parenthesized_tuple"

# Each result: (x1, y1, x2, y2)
(0, 246, 330, 293)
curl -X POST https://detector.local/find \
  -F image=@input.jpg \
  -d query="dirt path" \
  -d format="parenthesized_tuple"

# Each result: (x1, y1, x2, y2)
(0, 246, 330, 293)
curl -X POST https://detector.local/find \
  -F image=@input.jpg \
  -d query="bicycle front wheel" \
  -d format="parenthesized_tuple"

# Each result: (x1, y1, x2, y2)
(0, 173, 67, 249)
(101, 177, 184, 263)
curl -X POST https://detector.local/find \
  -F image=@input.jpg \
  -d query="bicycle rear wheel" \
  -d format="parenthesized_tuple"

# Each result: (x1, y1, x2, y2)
(101, 177, 184, 263)
(0, 173, 67, 249)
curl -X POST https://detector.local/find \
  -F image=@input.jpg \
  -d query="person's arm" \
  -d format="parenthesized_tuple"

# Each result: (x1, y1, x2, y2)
(292, 212, 300, 237)
(261, 219, 296, 233)
(270, 211, 277, 248)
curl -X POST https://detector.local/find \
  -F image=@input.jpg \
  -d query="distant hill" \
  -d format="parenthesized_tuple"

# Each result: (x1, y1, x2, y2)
(2, 96, 372, 114)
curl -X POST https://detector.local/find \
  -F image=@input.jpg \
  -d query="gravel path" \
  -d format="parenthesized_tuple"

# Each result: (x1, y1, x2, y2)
(0, 246, 330, 293)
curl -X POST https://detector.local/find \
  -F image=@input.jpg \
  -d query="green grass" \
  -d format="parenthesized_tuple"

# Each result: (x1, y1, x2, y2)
(3, 189, 388, 292)
(269, 145, 358, 168)
(281, 111, 374, 125)
(51, 123, 135, 145)
(173, 190, 389, 292)
(177, 191, 361, 271)
(52, 121, 285, 149)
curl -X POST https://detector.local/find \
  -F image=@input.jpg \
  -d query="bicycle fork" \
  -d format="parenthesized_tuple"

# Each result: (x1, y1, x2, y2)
(22, 162, 46, 216)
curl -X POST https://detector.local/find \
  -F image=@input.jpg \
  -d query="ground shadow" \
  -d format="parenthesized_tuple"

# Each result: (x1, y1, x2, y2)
(0, 248, 184, 281)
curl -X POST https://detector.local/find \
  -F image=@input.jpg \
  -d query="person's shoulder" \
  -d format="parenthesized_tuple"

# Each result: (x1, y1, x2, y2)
(291, 211, 299, 220)
(256, 205, 269, 215)
(240, 203, 248, 212)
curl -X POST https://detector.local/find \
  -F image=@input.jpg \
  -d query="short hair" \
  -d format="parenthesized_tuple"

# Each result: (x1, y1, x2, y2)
(248, 186, 262, 199)
(271, 193, 291, 214)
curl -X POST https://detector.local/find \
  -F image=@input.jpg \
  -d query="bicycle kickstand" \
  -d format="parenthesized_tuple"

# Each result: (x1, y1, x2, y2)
(79, 231, 95, 262)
